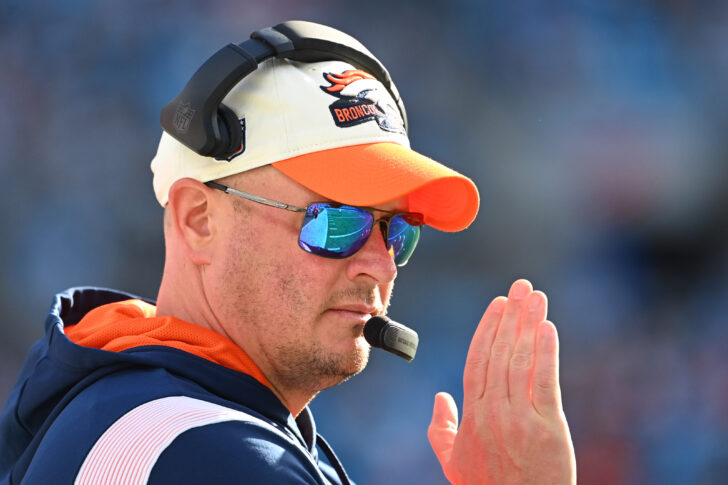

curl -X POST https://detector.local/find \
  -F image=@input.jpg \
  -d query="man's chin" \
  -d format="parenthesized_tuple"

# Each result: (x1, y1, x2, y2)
(320, 342, 371, 389)
(275, 339, 370, 392)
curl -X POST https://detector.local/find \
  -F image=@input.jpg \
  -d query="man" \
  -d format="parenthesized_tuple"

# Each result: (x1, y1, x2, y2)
(0, 22, 575, 484)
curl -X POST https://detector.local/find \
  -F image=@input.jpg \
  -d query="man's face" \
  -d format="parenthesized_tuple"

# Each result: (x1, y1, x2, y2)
(205, 166, 402, 395)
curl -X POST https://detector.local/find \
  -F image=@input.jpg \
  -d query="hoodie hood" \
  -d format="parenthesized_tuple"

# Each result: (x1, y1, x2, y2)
(64, 298, 268, 387)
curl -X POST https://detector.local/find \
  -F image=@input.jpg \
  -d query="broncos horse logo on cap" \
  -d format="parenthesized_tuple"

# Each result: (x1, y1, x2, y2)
(321, 70, 405, 135)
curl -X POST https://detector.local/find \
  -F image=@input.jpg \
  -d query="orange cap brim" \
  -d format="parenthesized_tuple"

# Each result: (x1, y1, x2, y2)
(272, 142, 479, 232)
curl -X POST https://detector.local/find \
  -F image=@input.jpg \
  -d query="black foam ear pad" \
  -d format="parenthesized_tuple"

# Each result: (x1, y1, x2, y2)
(212, 104, 242, 159)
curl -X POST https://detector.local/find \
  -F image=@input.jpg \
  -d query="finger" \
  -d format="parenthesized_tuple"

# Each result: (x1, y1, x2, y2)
(428, 392, 459, 468)
(508, 290, 547, 409)
(463, 296, 507, 401)
(485, 279, 532, 403)
(532, 320, 562, 416)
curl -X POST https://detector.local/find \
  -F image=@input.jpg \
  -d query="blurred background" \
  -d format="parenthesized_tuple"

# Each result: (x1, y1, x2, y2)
(2, 1, 728, 483)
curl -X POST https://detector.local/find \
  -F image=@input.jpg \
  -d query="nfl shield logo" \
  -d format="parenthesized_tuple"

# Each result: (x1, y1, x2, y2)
(173, 102, 195, 133)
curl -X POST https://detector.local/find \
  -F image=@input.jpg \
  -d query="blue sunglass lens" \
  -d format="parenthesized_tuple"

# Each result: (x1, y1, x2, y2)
(300, 203, 374, 259)
(299, 203, 422, 266)
(388, 215, 421, 266)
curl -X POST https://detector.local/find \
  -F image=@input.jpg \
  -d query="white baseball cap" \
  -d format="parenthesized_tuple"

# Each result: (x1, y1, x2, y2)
(151, 58, 479, 231)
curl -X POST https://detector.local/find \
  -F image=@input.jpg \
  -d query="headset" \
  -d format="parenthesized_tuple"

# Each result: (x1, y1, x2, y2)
(160, 20, 408, 160)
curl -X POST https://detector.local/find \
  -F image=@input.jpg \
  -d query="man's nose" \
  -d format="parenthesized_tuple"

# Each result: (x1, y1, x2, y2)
(345, 221, 397, 284)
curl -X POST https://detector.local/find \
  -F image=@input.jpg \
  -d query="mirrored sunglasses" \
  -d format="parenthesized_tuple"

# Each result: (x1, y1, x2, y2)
(206, 181, 424, 266)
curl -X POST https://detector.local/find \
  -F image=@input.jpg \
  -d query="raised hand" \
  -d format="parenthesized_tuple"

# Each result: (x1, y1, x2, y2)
(428, 279, 576, 485)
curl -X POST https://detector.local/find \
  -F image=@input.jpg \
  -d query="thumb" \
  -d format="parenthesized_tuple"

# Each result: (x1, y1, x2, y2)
(428, 392, 459, 467)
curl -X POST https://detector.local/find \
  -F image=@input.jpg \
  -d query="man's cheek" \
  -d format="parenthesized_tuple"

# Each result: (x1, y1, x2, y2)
(379, 282, 395, 311)
(276, 269, 318, 313)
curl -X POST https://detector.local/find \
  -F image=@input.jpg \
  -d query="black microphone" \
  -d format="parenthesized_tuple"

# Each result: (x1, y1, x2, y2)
(364, 316, 419, 362)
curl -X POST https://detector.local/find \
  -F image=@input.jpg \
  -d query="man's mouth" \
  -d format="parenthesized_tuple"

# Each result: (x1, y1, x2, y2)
(325, 304, 380, 323)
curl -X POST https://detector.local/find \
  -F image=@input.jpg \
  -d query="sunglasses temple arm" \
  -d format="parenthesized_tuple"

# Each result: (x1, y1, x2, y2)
(206, 182, 307, 213)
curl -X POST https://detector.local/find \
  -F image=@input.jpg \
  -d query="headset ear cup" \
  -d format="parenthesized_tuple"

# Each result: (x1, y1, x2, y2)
(213, 104, 242, 159)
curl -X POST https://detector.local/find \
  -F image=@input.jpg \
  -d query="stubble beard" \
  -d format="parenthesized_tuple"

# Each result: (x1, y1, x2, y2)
(270, 282, 388, 394)
(273, 325, 371, 393)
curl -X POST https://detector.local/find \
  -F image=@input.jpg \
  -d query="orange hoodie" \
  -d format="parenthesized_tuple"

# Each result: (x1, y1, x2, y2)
(64, 299, 269, 388)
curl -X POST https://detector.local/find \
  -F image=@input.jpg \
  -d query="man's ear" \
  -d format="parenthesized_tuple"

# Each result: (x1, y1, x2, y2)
(166, 178, 219, 265)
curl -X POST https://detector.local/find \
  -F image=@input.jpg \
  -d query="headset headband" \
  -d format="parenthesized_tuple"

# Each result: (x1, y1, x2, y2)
(160, 20, 408, 159)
